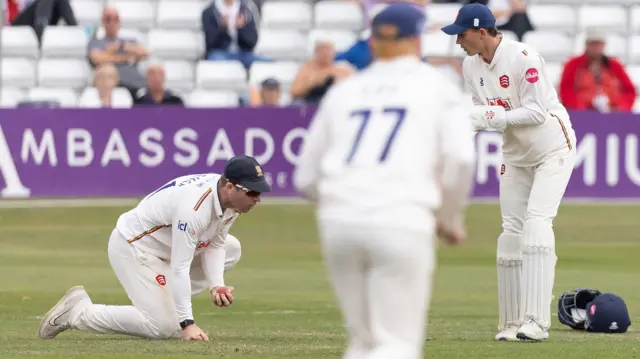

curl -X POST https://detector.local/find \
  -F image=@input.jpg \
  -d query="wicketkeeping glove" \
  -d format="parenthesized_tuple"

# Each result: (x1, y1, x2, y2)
(470, 105, 507, 132)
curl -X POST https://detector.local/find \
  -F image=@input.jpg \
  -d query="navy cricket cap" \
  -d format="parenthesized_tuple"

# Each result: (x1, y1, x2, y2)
(223, 155, 271, 193)
(441, 3, 496, 35)
(371, 3, 426, 40)
(585, 293, 631, 333)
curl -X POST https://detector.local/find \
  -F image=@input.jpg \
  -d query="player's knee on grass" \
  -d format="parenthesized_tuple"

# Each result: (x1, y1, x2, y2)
(224, 235, 242, 271)
(147, 316, 180, 339)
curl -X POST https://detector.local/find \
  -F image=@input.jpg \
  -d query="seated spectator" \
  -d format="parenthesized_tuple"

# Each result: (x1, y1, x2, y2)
(134, 64, 184, 106)
(87, 7, 149, 98)
(202, 0, 266, 69)
(79, 63, 122, 108)
(559, 28, 637, 113)
(9, 0, 78, 43)
(248, 78, 285, 107)
(465, 0, 533, 41)
(291, 40, 355, 105)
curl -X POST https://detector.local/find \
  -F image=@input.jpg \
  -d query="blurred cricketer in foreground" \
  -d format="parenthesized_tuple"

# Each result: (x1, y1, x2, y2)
(442, 3, 577, 343)
(294, 4, 476, 359)
(38, 156, 270, 341)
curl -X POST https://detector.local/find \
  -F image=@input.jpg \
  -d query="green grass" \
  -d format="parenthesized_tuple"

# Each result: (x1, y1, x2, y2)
(1, 202, 640, 358)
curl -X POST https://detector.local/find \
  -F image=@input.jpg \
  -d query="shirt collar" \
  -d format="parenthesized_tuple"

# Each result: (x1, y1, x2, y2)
(212, 181, 224, 219)
(484, 34, 505, 70)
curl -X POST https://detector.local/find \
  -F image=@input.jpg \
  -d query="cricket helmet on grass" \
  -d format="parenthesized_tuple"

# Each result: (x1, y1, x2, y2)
(558, 288, 631, 333)
(557, 288, 602, 330)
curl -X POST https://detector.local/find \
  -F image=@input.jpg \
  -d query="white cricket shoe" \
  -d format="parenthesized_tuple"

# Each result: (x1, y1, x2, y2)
(516, 318, 549, 342)
(38, 286, 90, 339)
(495, 325, 520, 341)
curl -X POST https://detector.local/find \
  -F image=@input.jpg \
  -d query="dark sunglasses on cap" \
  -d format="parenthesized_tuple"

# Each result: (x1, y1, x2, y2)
(234, 183, 261, 198)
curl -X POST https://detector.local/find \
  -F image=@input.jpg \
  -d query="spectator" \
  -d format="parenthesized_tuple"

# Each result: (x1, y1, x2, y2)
(248, 78, 285, 107)
(87, 7, 149, 98)
(465, 0, 533, 41)
(291, 40, 355, 105)
(201, 0, 265, 69)
(559, 28, 637, 113)
(133, 64, 184, 106)
(8, 0, 78, 43)
(88, 64, 120, 108)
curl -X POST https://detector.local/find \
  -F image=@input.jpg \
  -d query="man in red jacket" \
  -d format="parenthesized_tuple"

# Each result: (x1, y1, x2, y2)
(559, 28, 636, 112)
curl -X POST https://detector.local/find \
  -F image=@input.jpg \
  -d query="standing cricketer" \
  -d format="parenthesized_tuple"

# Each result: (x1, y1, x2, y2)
(294, 4, 476, 359)
(442, 3, 577, 342)
(38, 155, 271, 341)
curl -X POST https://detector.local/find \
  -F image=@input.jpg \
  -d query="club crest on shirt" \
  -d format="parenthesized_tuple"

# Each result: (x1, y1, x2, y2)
(525, 68, 539, 83)
(499, 75, 510, 88)
(156, 274, 166, 286)
(487, 97, 513, 110)
(500, 164, 506, 176)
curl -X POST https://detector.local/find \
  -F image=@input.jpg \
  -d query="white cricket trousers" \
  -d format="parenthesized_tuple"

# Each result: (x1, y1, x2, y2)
(318, 220, 436, 359)
(70, 229, 242, 339)
(496, 148, 576, 330)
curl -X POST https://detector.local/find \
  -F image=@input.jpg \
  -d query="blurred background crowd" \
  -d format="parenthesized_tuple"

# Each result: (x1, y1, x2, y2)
(1, 0, 639, 113)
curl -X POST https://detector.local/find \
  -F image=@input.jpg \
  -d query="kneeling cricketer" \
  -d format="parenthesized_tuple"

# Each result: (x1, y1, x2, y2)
(38, 155, 271, 341)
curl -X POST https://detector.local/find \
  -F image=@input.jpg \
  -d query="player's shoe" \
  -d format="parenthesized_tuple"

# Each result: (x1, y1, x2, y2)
(38, 286, 90, 339)
(516, 318, 549, 342)
(495, 325, 520, 341)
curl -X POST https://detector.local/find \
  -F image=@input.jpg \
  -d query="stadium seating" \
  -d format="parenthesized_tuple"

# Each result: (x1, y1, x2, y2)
(196, 60, 248, 91)
(78, 87, 134, 108)
(27, 87, 79, 107)
(0, 0, 639, 111)
(186, 89, 240, 108)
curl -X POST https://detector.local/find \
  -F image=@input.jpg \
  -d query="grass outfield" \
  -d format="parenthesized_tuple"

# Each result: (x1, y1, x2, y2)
(0, 202, 639, 358)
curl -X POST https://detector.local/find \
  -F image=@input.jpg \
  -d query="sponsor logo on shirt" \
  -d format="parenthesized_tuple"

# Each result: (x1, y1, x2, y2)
(177, 220, 198, 238)
(487, 97, 513, 110)
(196, 241, 211, 249)
(499, 75, 510, 88)
(525, 68, 539, 84)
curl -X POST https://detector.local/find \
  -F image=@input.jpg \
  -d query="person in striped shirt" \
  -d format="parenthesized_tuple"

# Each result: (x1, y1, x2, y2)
(38, 156, 271, 341)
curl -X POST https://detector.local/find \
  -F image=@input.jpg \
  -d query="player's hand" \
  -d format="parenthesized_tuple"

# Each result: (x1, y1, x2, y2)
(211, 286, 234, 307)
(470, 105, 507, 132)
(437, 223, 466, 246)
(180, 323, 209, 341)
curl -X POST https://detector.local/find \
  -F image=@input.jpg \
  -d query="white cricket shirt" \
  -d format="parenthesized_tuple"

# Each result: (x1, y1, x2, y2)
(463, 37, 576, 167)
(116, 173, 239, 322)
(294, 55, 476, 233)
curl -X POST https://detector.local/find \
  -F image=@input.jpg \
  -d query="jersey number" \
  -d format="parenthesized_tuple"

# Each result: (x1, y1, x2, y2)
(346, 107, 406, 163)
